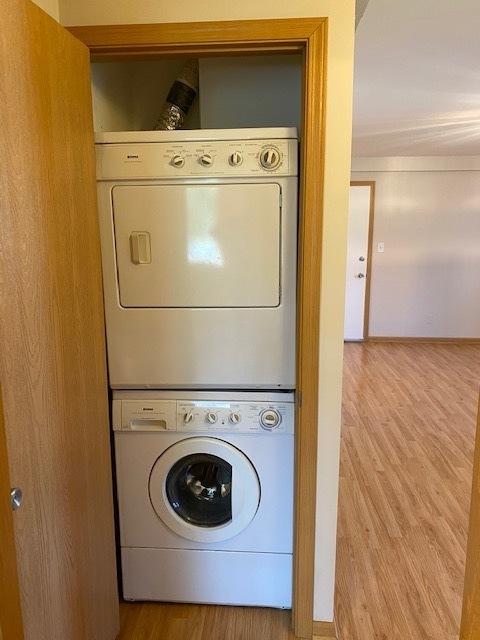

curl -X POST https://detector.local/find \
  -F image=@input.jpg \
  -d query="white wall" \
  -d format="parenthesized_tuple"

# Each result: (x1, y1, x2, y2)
(32, 0, 59, 20)
(352, 157, 480, 338)
(61, 0, 355, 622)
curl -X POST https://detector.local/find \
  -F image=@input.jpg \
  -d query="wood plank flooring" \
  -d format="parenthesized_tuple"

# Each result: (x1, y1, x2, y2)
(117, 342, 480, 640)
(336, 342, 480, 640)
(117, 602, 313, 639)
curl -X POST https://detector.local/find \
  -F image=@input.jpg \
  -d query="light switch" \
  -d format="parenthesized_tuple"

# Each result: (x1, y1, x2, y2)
(377, 242, 385, 253)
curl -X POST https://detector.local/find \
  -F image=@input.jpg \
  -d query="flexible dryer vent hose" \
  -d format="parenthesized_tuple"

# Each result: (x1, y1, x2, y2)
(154, 59, 199, 131)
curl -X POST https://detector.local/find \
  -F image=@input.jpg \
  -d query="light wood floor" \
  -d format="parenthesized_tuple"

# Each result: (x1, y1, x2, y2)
(117, 602, 327, 639)
(336, 342, 480, 640)
(117, 342, 480, 640)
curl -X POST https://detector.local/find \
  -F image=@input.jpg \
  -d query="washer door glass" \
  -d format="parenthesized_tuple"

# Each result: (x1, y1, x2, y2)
(149, 437, 261, 543)
(166, 453, 232, 527)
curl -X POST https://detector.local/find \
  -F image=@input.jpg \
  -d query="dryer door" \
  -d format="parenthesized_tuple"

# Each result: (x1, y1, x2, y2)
(149, 437, 260, 543)
(112, 183, 281, 308)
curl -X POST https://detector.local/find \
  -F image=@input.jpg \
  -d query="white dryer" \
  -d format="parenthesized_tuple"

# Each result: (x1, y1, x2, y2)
(112, 390, 294, 608)
(96, 128, 298, 389)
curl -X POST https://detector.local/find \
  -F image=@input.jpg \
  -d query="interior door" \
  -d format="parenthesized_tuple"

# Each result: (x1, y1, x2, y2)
(0, 2, 118, 639)
(344, 184, 373, 340)
(0, 390, 24, 640)
(113, 183, 281, 308)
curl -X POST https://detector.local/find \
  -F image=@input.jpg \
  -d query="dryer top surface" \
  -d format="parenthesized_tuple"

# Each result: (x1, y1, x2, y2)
(95, 127, 298, 144)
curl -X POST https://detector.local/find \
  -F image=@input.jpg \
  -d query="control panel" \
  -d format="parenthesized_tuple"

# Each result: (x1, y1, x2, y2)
(113, 398, 294, 434)
(96, 138, 297, 180)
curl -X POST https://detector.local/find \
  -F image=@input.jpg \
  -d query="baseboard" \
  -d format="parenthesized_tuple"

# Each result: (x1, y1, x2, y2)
(312, 619, 337, 638)
(366, 336, 480, 344)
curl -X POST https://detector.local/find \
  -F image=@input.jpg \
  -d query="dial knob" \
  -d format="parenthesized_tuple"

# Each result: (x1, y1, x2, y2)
(229, 151, 243, 167)
(260, 409, 281, 430)
(259, 147, 281, 170)
(184, 411, 194, 424)
(199, 154, 213, 167)
(229, 412, 241, 424)
(171, 155, 185, 168)
(206, 411, 217, 424)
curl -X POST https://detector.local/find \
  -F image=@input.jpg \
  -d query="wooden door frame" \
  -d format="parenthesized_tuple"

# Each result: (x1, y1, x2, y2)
(349, 180, 375, 339)
(69, 18, 327, 639)
(461, 396, 480, 639)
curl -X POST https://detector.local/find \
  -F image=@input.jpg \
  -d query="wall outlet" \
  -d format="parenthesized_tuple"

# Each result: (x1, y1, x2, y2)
(377, 242, 385, 253)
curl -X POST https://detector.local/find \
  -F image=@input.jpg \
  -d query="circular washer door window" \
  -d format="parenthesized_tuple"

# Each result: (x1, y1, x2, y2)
(149, 437, 260, 543)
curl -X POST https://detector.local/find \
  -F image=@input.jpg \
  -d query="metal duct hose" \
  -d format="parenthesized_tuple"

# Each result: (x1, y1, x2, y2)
(154, 59, 199, 131)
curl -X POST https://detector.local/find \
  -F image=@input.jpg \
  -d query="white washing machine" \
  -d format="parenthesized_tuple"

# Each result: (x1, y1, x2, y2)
(112, 390, 294, 608)
(96, 128, 298, 390)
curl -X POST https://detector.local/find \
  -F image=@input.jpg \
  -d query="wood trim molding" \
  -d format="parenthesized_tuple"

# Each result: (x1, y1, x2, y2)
(68, 18, 324, 60)
(312, 620, 337, 638)
(460, 396, 480, 639)
(292, 20, 328, 640)
(70, 18, 329, 640)
(367, 336, 480, 344)
(350, 180, 375, 339)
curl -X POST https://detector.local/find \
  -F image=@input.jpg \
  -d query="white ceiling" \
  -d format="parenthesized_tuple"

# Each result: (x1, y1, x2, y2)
(353, 0, 480, 156)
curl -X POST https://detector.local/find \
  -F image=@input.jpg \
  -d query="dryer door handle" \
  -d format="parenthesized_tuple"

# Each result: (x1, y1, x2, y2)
(130, 231, 151, 264)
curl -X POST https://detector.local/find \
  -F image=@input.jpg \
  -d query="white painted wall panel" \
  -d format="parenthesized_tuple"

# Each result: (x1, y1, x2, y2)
(352, 169, 480, 338)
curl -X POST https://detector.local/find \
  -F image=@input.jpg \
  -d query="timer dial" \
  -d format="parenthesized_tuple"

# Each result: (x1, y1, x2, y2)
(259, 147, 281, 170)
(260, 409, 281, 430)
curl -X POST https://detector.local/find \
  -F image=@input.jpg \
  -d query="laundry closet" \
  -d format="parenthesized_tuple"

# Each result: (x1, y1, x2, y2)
(2, 7, 348, 640)
(90, 54, 303, 613)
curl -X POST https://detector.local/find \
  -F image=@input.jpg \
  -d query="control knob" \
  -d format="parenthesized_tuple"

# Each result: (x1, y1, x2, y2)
(199, 153, 213, 167)
(184, 411, 194, 424)
(229, 151, 243, 167)
(171, 155, 185, 168)
(259, 147, 281, 170)
(206, 411, 217, 424)
(229, 412, 241, 424)
(260, 409, 281, 430)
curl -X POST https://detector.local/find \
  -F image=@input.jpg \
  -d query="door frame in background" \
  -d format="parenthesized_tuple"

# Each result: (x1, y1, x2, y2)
(461, 397, 480, 640)
(68, 18, 328, 640)
(349, 180, 375, 339)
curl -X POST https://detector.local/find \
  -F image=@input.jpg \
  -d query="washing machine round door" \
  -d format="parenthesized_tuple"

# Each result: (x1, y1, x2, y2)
(149, 437, 260, 543)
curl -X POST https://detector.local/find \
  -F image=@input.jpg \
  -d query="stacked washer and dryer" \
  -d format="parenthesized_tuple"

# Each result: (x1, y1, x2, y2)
(96, 128, 298, 608)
